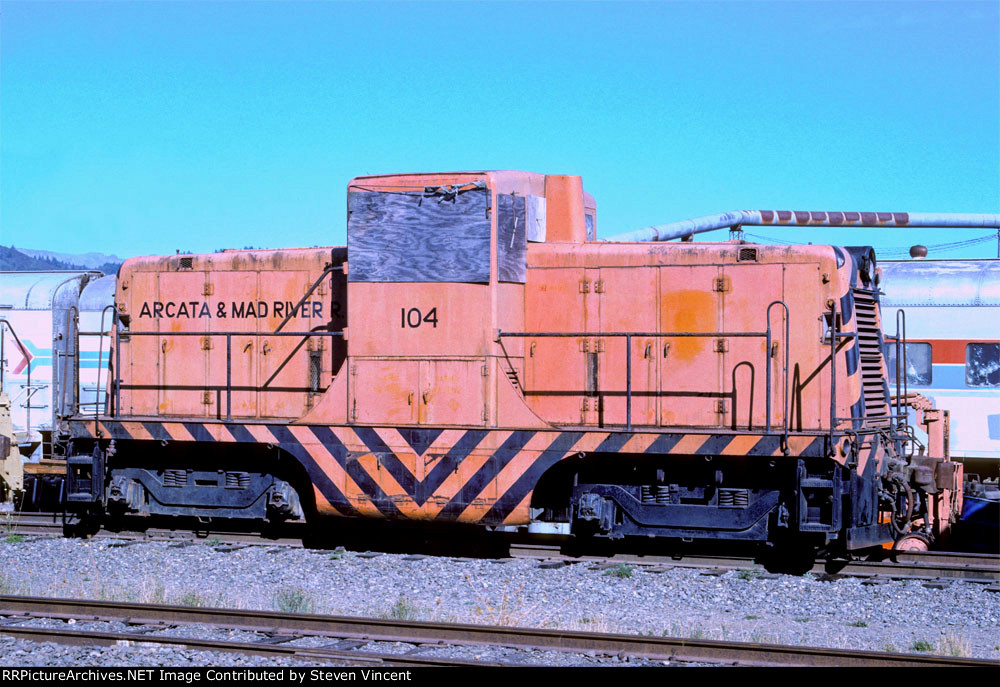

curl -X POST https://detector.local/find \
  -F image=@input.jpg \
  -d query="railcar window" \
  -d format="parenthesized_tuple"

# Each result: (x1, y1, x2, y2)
(966, 343, 1000, 387)
(884, 342, 932, 386)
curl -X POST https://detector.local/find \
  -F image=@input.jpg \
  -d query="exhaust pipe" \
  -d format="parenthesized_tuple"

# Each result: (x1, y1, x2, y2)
(605, 211, 1000, 243)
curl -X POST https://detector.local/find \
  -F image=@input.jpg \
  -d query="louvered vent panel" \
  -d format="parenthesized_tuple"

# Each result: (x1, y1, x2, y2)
(853, 290, 890, 426)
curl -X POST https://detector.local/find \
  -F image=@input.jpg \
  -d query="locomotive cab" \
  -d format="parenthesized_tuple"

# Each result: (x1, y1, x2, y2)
(343, 171, 595, 429)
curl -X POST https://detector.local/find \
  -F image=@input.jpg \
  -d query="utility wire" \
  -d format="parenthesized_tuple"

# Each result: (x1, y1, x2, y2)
(742, 232, 997, 257)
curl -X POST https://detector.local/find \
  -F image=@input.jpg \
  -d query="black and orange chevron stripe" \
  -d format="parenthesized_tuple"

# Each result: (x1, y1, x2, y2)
(69, 420, 832, 526)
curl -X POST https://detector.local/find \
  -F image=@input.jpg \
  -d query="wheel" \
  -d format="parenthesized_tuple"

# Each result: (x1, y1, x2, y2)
(763, 537, 819, 575)
(62, 511, 101, 538)
(893, 532, 931, 552)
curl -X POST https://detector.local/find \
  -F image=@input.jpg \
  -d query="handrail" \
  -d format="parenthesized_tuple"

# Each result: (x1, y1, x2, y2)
(893, 308, 913, 453)
(94, 305, 117, 436)
(0, 318, 33, 436)
(273, 263, 341, 334)
(498, 303, 792, 434)
(110, 329, 344, 421)
(765, 300, 790, 446)
(0, 318, 32, 393)
(829, 301, 837, 449)
(62, 306, 79, 423)
(119, 330, 345, 337)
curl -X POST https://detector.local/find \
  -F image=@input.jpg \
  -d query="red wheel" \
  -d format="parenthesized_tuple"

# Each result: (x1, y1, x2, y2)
(893, 532, 931, 552)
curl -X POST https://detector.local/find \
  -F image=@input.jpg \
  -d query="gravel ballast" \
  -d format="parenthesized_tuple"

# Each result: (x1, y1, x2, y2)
(1, 536, 997, 665)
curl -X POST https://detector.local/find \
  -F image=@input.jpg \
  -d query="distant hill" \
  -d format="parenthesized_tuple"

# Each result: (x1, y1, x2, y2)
(19, 248, 123, 271)
(0, 246, 121, 274)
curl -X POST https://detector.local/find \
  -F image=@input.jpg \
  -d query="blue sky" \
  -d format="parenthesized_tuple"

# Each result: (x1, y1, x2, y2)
(2, 1, 998, 260)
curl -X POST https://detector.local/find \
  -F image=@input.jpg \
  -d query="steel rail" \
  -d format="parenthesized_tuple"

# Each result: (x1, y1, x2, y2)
(0, 624, 493, 668)
(1, 596, 996, 667)
(508, 543, 1000, 582)
(2, 512, 309, 547)
(6, 513, 998, 582)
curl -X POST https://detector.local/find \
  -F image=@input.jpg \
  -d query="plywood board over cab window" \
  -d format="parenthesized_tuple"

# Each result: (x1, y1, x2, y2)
(348, 189, 491, 283)
(497, 194, 527, 283)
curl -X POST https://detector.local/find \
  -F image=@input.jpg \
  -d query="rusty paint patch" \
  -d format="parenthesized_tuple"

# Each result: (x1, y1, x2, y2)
(659, 289, 716, 363)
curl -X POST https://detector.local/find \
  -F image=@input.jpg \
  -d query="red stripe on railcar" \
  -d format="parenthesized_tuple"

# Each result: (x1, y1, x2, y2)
(905, 339, 1000, 365)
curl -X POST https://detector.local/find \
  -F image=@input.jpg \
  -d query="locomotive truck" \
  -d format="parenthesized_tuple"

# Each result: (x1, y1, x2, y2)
(52, 171, 966, 557)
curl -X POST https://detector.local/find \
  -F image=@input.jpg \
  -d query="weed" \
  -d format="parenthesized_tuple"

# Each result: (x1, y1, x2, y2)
(603, 563, 633, 579)
(4, 534, 25, 544)
(736, 569, 762, 581)
(689, 628, 706, 640)
(911, 640, 934, 653)
(748, 630, 774, 644)
(937, 635, 970, 658)
(744, 614, 760, 620)
(274, 587, 315, 615)
(572, 616, 616, 633)
(96, 585, 136, 602)
(0, 514, 17, 539)
(145, 581, 167, 605)
(848, 620, 868, 628)
(178, 591, 208, 607)
(665, 622, 684, 637)
(92, 584, 138, 603)
(465, 575, 559, 627)
(383, 594, 420, 621)
(793, 617, 811, 623)
(204, 537, 223, 547)
(329, 551, 343, 560)
(882, 642, 898, 653)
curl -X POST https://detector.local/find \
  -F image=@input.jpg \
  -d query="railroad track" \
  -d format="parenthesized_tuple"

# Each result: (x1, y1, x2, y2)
(2, 595, 997, 667)
(508, 543, 1000, 584)
(5, 512, 999, 583)
(2, 511, 308, 547)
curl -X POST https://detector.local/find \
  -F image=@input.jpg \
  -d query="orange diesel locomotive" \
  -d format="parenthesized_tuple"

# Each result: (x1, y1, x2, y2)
(62, 171, 962, 555)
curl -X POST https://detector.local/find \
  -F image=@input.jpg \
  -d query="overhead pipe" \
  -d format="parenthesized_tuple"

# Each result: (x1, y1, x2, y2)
(605, 211, 1000, 243)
